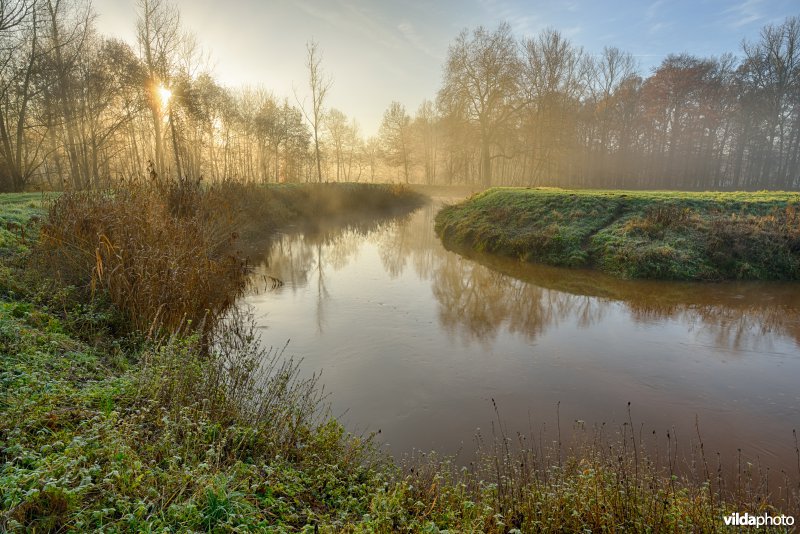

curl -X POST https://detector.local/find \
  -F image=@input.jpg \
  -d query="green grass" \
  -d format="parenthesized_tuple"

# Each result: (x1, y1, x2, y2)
(0, 193, 50, 253)
(435, 187, 800, 280)
(0, 300, 386, 531)
(1, 188, 797, 532)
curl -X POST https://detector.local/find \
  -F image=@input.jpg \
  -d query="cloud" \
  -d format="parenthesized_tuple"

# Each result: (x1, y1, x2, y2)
(645, 0, 665, 21)
(648, 21, 673, 34)
(397, 21, 442, 60)
(292, 0, 404, 51)
(723, 0, 766, 29)
(476, 0, 542, 37)
(292, 1, 340, 29)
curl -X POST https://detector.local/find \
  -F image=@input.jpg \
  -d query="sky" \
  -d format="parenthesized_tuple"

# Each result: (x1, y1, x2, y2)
(94, 0, 798, 137)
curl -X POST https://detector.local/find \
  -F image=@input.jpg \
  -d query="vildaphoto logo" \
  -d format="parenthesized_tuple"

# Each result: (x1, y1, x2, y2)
(723, 512, 795, 528)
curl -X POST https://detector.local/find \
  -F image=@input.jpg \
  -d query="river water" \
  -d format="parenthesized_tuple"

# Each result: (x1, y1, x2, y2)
(243, 201, 800, 474)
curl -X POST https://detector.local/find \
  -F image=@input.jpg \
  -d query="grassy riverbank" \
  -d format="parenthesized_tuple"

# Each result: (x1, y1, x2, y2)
(435, 187, 800, 280)
(1, 187, 796, 531)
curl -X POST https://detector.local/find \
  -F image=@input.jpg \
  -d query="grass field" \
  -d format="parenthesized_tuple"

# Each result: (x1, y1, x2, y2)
(435, 187, 800, 280)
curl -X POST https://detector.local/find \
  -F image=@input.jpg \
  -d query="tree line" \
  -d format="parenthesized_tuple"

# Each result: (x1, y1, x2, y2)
(0, 0, 798, 191)
(430, 20, 800, 190)
(0, 0, 314, 191)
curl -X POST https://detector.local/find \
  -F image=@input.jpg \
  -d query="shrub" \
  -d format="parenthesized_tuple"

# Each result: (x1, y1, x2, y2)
(35, 178, 247, 335)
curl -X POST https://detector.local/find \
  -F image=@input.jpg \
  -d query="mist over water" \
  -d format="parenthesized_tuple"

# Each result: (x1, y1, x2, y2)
(243, 202, 800, 473)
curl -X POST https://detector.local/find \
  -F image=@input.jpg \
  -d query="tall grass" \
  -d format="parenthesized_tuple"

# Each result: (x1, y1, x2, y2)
(393, 404, 800, 532)
(36, 177, 247, 334)
(128, 305, 368, 474)
(33, 178, 425, 335)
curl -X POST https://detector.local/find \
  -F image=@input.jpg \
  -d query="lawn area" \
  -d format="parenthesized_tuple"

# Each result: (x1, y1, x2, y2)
(435, 187, 800, 280)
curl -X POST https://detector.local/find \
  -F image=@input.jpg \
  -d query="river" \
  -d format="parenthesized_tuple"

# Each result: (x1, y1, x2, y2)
(243, 200, 800, 476)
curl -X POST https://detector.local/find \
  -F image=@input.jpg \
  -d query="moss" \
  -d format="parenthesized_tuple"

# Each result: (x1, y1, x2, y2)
(436, 187, 800, 280)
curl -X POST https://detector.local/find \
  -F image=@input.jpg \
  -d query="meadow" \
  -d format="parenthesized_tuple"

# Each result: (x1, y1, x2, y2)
(435, 188, 800, 280)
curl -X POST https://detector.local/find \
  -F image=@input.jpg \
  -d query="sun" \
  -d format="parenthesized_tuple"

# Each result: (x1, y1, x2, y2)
(157, 84, 172, 109)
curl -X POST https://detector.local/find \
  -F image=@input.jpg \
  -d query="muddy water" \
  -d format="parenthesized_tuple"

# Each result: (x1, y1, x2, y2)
(243, 202, 800, 473)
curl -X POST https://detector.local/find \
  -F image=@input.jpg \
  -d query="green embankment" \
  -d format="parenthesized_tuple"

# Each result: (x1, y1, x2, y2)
(0, 194, 48, 252)
(1, 188, 795, 531)
(435, 187, 800, 280)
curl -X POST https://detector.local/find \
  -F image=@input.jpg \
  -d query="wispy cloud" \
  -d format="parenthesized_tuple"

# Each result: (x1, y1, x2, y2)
(723, 0, 766, 29)
(648, 21, 673, 34)
(292, 1, 339, 30)
(641, 0, 673, 36)
(560, 1, 580, 12)
(645, 0, 665, 21)
(476, 0, 542, 37)
(397, 21, 442, 60)
(292, 0, 404, 51)
(293, 0, 448, 61)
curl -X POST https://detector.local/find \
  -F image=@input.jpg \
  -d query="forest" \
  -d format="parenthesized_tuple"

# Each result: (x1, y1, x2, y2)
(0, 0, 798, 192)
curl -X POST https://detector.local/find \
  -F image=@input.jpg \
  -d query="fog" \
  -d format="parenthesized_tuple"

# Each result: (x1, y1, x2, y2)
(1, 0, 798, 191)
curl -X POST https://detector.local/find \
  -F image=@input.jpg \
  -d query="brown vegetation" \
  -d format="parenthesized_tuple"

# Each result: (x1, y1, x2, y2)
(35, 179, 424, 334)
(36, 178, 247, 334)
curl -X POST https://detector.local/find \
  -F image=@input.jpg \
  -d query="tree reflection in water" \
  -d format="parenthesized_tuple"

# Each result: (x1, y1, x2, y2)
(240, 201, 800, 476)
(247, 203, 800, 350)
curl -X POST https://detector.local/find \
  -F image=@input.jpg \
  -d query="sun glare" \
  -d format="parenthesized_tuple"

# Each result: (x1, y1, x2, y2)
(157, 84, 172, 109)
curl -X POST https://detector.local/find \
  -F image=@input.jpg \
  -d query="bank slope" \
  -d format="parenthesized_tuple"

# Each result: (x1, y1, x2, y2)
(434, 187, 800, 280)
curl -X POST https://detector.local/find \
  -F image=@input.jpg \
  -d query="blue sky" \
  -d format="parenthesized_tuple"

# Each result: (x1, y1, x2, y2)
(95, 0, 798, 136)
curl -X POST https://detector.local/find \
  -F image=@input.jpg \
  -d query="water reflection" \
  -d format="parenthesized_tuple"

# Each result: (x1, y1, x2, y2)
(251, 204, 800, 350)
(434, 249, 800, 351)
(248, 216, 412, 332)
(243, 202, 800, 470)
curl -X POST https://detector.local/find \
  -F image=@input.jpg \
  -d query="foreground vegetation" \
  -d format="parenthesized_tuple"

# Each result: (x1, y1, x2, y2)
(435, 187, 800, 280)
(1, 186, 797, 532)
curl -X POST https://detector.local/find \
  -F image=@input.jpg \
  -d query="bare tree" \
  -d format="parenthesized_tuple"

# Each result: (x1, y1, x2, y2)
(740, 16, 800, 188)
(438, 23, 521, 186)
(0, 0, 46, 191)
(326, 107, 347, 181)
(592, 46, 636, 101)
(345, 117, 364, 181)
(584, 46, 637, 182)
(0, 0, 30, 32)
(80, 38, 148, 184)
(414, 99, 439, 184)
(43, 0, 94, 188)
(521, 29, 586, 185)
(296, 40, 331, 183)
(362, 136, 380, 182)
(379, 101, 412, 183)
(136, 0, 181, 177)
